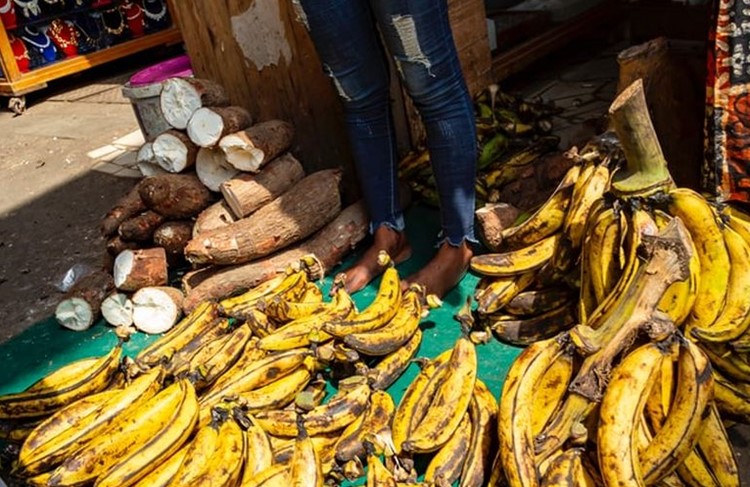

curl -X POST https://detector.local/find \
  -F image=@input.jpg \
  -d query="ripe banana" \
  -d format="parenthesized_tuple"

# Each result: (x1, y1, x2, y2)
(500, 163, 580, 249)
(597, 342, 666, 487)
(487, 303, 577, 347)
(700, 343, 750, 383)
(692, 402, 740, 487)
(240, 413, 274, 484)
(243, 463, 290, 487)
(475, 272, 536, 315)
(640, 340, 713, 484)
(587, 205, 620, 306)
(199, 348, 311, 409)
(424, 413, 472, 485)
(366, 328, 422, 390)
(563, 160, 610, 248)
(167, 410, 223, 486)
(667, 188, 729, 332)
(504, 287, 574, 317)
(343, 288, 423, 356)
(335, 390, 394, 462)
(324, 255, 402, 337)
(691, 225, 750, 342)
(530, 349, 574, 438)
(539, 448, 592, 487)
(675, 449, 721, 487)
(136, 301, 220, 367)
(261, 286, 332, 323)
(221, 269, 308, 319)
(459, 379, 498, 487)
(183, 412, 246, 487)
(289, 423, 324, 487)
(712, 369, 750, 420)
(499, 336, 567, 487)
(184, 321, 252, 390)
(366, 451, 396, 487)
(258, 287, 355, 351)
(254, 382, 370, 437)
(17, 367, 163, 476)
(131, 444, 189, 487)
(403, 337, 477, 453)
(0, 345, 122, 421)
(470, 233, 561, 277)
(48, 380, 198, 487)
(209, 337, 265, 392)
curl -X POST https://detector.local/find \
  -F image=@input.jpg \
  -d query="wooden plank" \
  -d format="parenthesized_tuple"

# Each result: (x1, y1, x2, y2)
(169, 0, 359, 201)
(491, 1, 619, 82)
(0, 27, 182, 96)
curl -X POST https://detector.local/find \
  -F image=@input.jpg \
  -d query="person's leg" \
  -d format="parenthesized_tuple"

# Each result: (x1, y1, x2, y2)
(371, 0, 478, 297)
(294, 0, 411, 293)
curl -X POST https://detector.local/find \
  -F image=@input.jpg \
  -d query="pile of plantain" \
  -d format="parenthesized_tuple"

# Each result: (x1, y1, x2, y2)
(469, 80, 749, 486)
(0, 250, 500, 486)
(398, 85, 562, 208)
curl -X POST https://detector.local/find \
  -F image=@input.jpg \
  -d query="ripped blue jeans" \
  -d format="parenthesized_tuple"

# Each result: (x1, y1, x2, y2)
(295, 0, 477, 246)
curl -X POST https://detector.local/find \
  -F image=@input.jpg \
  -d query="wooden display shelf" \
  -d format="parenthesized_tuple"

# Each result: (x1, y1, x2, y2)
(492, 0, 620, 82)
(0, 27, 181, 97)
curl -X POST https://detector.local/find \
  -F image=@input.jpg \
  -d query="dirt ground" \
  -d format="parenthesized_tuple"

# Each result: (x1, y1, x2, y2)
(0, 49, 181, 344)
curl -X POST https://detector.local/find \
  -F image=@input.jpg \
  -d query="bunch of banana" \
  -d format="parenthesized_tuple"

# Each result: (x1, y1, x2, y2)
(399, 85, 562, 208)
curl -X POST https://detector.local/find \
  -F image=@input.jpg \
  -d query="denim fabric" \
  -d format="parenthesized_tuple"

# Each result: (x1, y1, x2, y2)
(295, 0, 478, 245)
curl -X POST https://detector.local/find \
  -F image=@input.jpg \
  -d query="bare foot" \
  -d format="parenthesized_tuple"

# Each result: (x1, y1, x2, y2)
(403, 241, 473, 299)
(336, 226, 412, 294)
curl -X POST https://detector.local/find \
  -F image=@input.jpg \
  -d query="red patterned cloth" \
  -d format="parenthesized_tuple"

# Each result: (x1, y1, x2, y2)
(0, 0, 15, 29)
(704, 0, 750, 202)
(47, 19, 79, 57)
(121, 1, 144, 37)
(9, 35, 30, 72)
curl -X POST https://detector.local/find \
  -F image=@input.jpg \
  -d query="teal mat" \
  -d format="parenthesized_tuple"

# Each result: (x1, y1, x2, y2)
(0, 203, 522, 444)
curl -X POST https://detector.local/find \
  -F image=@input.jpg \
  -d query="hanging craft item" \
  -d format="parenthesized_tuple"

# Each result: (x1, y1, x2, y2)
(101, 5, 129, 44)
(13, 0, 41, 22)
(9, 34, 30, 72)
(142, 0, 168, 32)
(0, 0, 17, 30)
(90, 0, 111, 8)
(121, 0, 144, 37)
(47, 18, 79, 57)
(21, 25, 59, 68)
(72, 11, 111, 53)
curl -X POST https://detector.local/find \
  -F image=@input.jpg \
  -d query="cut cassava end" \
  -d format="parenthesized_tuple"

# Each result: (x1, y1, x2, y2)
(182, 200, 368, 311)
(113, 248, 168, 292)
(152, 130, 199, 173)
(218, 120, 294, 172)
(55, 270, 115, 331)
(136, 142, 157, 166)
(101, 293, 134, 327)
(160, 77, 230, 130)
(153, 221, 194, 262)
(100, 184, 147, 237)
(192, 200, 237, 237)
(185, 169, 342, 265)
(131, 286, 185, 334)
(475, 203, 521, 252)
(220, 153, 305, 218)
(118, 210, 165, 242)
(195, 147, 239, 192)
(187, 106, 253, 148)
(138, 173, 213, 219)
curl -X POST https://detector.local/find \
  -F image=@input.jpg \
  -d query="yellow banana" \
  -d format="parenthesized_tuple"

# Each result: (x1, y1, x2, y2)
(199, 349, 311, 409)
(402, 337, 477, 453)
(470, 233, 561, 277)
(131, 444, 189, 487)
(255, 382, 371, 437)
(168, 319, 234, 377)
(588, 205, 620, 306)
(539, 448, 593, 487)
(136, 301, 220, 367)
(675, 449, 722, 487)
(290, 423, 324, 487)
(18, 367, 163, 476)
(193, 413, 246, 487)
(475, 272, 536, 315)
(487, 304, 577, 347)
(640, 340, 713, 484)
(0, 344, 122, 420)
(701, 343, 750, 383)
(667, 188, 729, 332)
(323, 256, 402, 337)
(504, 287, 574, 317)
(459, 379, 498, 487)
(691, 225, 750, 342)
(258, 288, 355, 351)
(531, 350, 575, 438)
(335, 390, 394, 462)
(244, 463, 290, 487)
(366, 451, 396, 487)
(563, 160, 610, 248)
(48, 380, 198, 487)
(167, 411, 222, 486)
(0, 418, 42, 444)
(366, 328, 422, 390)
(221, 269, 308, 319)
(712, 369, 750, 420)
(596, 342, 666, 487)
(424, 413, 472, 484)
(500, 163, 580, 249)
(343, 288, 423, 356)
(185, 322, 253, 390)
(577, 198, 609, 322)
(499, 336, 567, 487)
(240, 413, 274, 484)
(261, 283, 329, 323)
